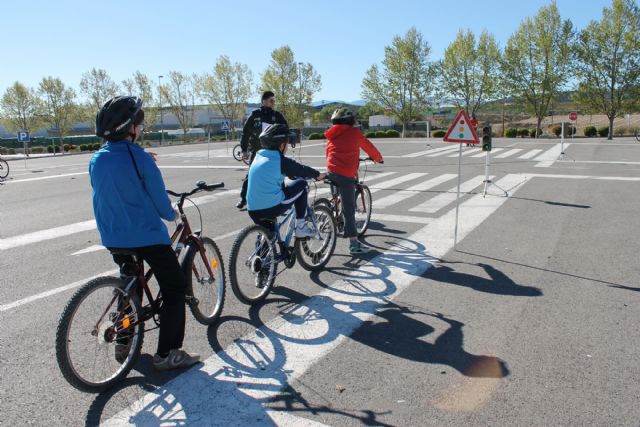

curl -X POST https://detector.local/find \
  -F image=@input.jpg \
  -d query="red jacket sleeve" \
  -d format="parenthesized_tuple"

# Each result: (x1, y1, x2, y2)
(357, 131, 383, 162)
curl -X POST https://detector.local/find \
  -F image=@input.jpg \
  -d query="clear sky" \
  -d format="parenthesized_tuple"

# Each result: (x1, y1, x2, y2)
(1, 0, 614, 103)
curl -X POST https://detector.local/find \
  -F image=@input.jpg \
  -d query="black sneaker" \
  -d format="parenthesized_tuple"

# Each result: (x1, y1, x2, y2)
(236, 198, 246, 209)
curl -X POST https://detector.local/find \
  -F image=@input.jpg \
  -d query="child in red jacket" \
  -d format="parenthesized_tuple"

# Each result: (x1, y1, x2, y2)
(324, 108, 383, 254)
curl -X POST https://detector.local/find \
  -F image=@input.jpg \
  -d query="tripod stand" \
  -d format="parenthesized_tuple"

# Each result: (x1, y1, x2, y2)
(483, 150, 508, 197)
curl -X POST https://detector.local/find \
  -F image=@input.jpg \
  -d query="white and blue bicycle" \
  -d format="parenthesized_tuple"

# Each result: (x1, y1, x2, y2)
(228, 182, 337, 305)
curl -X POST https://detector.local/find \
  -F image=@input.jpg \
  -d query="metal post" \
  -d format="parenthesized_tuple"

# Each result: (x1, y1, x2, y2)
(207, 122, 211, 167)
(454, 143, 462, 249)
(158, 75, 164, 146)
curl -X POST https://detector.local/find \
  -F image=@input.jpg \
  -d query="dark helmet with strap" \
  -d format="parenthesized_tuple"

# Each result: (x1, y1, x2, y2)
(96, 96, 143, 140)
(259, 123, 290, 149)
(330, 107, 355, 124)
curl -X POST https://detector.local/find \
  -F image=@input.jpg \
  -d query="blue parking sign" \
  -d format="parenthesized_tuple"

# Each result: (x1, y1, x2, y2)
(18, 131, 30, 143)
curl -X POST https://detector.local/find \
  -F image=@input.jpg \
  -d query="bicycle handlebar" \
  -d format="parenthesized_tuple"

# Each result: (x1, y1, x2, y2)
(167, 181, 225, 206)
(359, 157, 384, 164)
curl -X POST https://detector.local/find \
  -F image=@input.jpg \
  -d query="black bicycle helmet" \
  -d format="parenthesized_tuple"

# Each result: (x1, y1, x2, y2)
(260, 123, 290, 149)
(330, 107, 355, 125)
(96, 96, 143, 140)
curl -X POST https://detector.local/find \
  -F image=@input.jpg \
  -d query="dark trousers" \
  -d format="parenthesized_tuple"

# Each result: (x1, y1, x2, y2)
(239, 150, 258, 202)
(248, 179, 308, 230)
(111, 244, 186, 356)
(327, 172, 358, 238)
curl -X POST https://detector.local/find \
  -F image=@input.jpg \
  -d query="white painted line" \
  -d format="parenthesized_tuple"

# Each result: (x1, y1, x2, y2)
(534, 143, 570, 167)
(425, 146, 459, 157)
(375, 174, 457, 209)
(529, 173, 640, 181)
(5, 172, 88, 183)
(266, 411, 331, 426)
(518, 149, 543, 159)
(557, 160, 640, 165)
(0, 269, 119, 313)
(494, 148, 523, 159)
(403, 146, 451, 158)
(447, 148, 481, 157)
(70, 244, 105, 256)
(104, 174, 525, 426)
(368, 172, 428, 194)
(159, 165, 248, 170)
(471, 148, 504, 158)
(370, 213, 431, 224)
(410, 175, 487, 214)
(312, 171, 397, 197)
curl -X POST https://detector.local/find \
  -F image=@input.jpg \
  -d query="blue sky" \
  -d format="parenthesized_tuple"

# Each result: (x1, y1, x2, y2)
(1, 0, 614, 103)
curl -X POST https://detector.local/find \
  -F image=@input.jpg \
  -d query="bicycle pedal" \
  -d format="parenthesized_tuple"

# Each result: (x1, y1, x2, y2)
(185, 296, 199, 306)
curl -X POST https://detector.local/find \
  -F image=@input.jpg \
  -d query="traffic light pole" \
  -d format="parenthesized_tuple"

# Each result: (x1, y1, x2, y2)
(482, 150, 508, 198)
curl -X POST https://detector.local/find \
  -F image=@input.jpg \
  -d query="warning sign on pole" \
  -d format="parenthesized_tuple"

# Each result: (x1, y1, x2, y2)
(443, 110, 480, 144)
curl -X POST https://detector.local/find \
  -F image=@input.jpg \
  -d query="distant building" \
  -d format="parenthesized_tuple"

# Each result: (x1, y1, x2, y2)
(369, 115, 395, 127)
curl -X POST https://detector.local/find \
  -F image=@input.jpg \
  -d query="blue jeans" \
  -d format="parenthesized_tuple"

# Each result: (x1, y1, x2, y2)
(248, 179, 308, 230)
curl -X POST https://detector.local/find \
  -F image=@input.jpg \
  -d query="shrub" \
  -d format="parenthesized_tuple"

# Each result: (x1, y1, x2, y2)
(583, 126, 597, 137)
(551, 125, 562, 137)
(385, 129, 400, 138)
(432, 129, 446, 138)
(614, 126, 627, 137)
(374, 130, 387, 138)
(598, 126, 609, 137)
(405, 131, 428, 137)
(518, 128, 530, 138)
(31, 146, 45, 154)
(308, 133, 323, 140)
(364, 131, 376, 138)
(63, 144, 71, 151)
(530, 128, 538, 137)
(8, 148, 16, 155)
(79, 144, 88, 151)
(47, 145, 61, 153)
(92, 143, 102, 150)
(504, 128, 518, 138)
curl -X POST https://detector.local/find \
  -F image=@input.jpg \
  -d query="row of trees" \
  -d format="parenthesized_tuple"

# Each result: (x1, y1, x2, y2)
(0, 46, 322, 144)
(362, 0, 640, 139)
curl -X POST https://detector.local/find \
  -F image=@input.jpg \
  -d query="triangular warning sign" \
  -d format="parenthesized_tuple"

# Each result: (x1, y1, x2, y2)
(442, 110, 479, 143)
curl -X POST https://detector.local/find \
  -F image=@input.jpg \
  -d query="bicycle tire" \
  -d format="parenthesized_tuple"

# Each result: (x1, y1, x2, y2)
(295, 204, 337, 271)
(355, 184, 373, 237)
(56, 276, 144, 393)
(229, 224, 277, 305)
(636, 130, 640, 142)
(232, 144, 243, 162)
(184, 236, 226, 325)
(0, 159, 9, 179)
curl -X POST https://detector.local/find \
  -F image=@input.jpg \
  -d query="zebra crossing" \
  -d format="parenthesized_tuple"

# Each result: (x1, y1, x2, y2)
(409, 143, 563, 162)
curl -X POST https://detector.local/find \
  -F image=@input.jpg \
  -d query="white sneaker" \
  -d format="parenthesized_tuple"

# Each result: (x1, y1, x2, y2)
(295, 223, 317, 238)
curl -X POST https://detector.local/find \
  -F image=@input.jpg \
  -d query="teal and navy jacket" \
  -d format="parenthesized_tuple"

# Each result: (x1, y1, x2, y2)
(89, 140, 174, 248)
(247, 149, 320, 211)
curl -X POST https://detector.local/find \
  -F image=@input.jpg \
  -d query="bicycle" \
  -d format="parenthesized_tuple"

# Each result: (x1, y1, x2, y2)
(635, 129, 640, 142)
(232, 144, 251, 165)
(228, 179, 337, 305)
(56, 181, 226, 393)
(0, 157, 9, 180)
(314, 157, 381, 237)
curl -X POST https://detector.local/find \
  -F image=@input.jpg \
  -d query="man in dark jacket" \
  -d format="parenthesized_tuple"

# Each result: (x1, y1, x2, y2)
(236, 90, 287, 209)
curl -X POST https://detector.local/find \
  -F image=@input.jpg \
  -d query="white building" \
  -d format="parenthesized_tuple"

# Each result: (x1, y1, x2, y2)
(369, 115, 396, 127)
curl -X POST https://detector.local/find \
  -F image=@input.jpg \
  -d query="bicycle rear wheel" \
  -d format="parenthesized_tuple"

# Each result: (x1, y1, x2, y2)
(55, 277, 144, 393)
(185, 236, 226, 325)
(0, 159, 9, 179)
(295, 204, 337, 271)
(355, 184, 373, 236)
(229, 224, 277, 305)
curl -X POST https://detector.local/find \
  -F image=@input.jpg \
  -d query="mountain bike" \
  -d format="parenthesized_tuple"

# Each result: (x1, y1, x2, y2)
(228, 180, 337, 305)
(314, 157, 381, 237)
(0, 157, 9, 180)
(56, 181, 226, 393)
(232, 144, 251, 165)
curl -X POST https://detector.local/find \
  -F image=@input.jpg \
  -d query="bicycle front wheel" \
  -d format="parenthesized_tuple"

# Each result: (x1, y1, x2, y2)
(229, 224, 277, 305)
(295, 204, 337, 271)
(185, 236, 226, 325)
(355, 184, 373, 236)
(55, 277, 144, 393)
(232, 144, 243, 161)
(0, 158, 9, 179)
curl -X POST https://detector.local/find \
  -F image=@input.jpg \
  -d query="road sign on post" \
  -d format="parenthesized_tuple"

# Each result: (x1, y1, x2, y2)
(18, 131, 30, 165)
(569, 112, 578, 121)
(443, 110, 480, 144)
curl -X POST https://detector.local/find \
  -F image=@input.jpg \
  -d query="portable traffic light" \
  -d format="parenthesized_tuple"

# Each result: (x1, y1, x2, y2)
(482, 126, 492, 152)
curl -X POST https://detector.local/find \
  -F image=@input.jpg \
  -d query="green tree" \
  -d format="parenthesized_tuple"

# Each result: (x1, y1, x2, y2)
(198, 55, 253, 139)
(38, 77, 79, 153)
(122, 71, 159, 134)
(361, 27, 435, 137)
(80, 68, 119, 123)
(0, 82, 43, 134)
(160, 71, 196, 143)
(500, 2, 574, 137)
(260, 46, 322, 128)
(440, 29, 501, 116)
(574, 0, 640, 140)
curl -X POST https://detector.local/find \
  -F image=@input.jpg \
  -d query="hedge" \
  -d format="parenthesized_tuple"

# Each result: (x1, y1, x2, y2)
(584, 126, 597, 137)
(385, 129, 400, 138)
(530, 128, 538, 138)
(364, 131, 376, 138)
(598, 126, 609, 137)
(374, 131, 387, 138)
(504, 128, 518, 138)
(518, 128, 530, 138)
(432, 130, 446, 138)
(308, 133, 323, 140)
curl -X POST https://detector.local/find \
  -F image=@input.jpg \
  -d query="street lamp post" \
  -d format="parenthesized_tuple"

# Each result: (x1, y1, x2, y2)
(297, 62, 304, 128)
(158, 75, 164, 145)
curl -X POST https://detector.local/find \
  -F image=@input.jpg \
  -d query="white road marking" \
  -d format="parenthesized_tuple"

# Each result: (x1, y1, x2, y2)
(518, 149, 543, 159)
(410, 175, 487, 214)
(5, 172, 88, 183)
(370, 213, 431, 224)
(403, 146, 449, 158)
(425, 146, 459, 157)
(471, 148, 503, 158)
(70, 245, 105, 256)
(557, 160, 640, 165)
(375, 174, 457, 209)
(367, 172, 428, 194)
(494, 148, 523, 159)
(104, 174, 525, 426)
(312, 172, 398, 197)
(534, 143, 570, 167)
(529, 173, 640, 181)
(447, 148, 481, 157)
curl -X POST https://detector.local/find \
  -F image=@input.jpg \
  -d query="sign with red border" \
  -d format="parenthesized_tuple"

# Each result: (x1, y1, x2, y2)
(569, 112, 577, 121)
(443, 110, 479, 143)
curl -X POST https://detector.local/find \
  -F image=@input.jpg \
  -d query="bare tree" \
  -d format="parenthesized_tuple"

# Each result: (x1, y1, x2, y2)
(160, 71, 196, 143)
(80, 68, 119, 117)
(122, 71, 159, 135)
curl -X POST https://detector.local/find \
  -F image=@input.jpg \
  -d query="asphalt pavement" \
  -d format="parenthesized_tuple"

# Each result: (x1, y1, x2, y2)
(1, 137, 639, 426)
